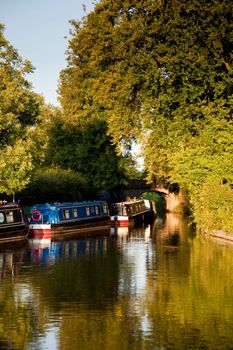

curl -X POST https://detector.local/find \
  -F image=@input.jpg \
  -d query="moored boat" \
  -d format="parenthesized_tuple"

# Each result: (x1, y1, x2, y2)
(0, 201, 29, 244)
(110, 199, 151, 227)
(29, 200, 110, 239)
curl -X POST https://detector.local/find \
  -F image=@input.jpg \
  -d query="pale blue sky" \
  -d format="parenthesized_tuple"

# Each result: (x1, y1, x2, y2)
(0, 0, 94, 105)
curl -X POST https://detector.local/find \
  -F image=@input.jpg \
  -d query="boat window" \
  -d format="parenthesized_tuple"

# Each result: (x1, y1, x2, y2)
(63, 209, 70, 220)
(6, 211, 14, 223)
(95, 206, 99, 215)
(0, 212, 5, 223)
(103, 204, 108, 214)
(90, 207, 95, 215)
(73, 208, 78, 218)
(86, 207, 90, 216)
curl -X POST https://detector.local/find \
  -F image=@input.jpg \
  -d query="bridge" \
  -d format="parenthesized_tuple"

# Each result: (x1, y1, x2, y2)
(118, 179, 168, 197)
(118, 180, 182, 213)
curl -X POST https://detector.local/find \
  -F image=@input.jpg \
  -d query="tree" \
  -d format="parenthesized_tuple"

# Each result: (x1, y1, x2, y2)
(18, 167, 89, 204)
(0, 24, 45, 196)
(58, 0, 161, 187)
(140, 0, 233, 182)
(139, 0, 233, 230)
(45, 113, 128, 190)
(0, 139, 33, 196)
(59, 0, 163, 145)
(59, 0, 233, 231)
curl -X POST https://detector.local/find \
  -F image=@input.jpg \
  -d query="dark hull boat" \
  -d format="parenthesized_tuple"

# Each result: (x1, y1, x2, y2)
(29, 200, 111, 240)
(0, 202, 29, 244)
(110, 199, 152, 227)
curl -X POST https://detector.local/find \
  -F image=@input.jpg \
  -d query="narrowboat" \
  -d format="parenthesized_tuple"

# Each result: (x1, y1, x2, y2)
(29, 200, 111, 239)
(110, 199, 151, 227)
(0, 201, 29, 243)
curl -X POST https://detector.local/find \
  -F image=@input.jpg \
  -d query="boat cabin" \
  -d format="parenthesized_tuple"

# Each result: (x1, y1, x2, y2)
(0, 202, 27, 229)
(0, 201, 28, 242)
(111, 199, 148, 217)
(30, 201, 109, 225)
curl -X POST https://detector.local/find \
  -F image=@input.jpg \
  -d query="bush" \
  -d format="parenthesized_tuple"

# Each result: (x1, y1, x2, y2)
(17, 167, 90, 205)
(192, 179, 233, 234)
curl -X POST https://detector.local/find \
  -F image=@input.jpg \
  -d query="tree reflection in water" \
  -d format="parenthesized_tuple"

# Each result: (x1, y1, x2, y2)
(0, 217, 233, 349)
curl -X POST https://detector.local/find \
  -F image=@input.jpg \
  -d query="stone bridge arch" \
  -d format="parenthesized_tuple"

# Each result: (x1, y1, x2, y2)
(119, 180, 183, 213)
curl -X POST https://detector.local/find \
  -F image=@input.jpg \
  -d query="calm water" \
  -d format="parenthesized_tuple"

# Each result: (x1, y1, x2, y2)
(1, 214, 233, 349)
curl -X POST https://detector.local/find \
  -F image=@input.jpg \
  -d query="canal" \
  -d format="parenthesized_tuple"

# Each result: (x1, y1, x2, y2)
(1, 214, 233, 349)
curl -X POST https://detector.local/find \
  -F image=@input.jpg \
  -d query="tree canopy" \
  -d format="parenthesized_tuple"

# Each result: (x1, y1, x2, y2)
(0, 24, 47, 196)
(59, 0, 233, 231)
(1, 0, 233, 231)
(44, 114, 129, 190)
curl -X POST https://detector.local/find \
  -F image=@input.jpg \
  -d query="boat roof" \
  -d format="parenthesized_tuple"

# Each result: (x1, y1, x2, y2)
(31, 200, 106, 210)
(113, 199, 145, 206)
(0, 202, 21, 209)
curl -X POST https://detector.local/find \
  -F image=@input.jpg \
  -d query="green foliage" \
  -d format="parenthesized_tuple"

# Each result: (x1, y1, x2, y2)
(45, 116, 129, 190)
(18, 167, 89, 205)
(140, 0, 233, 177)
(0, 24, 45, 195)
(0, 139, 33, 195)
(28, 104, 60, 169)
(122, 154, 146, 181)
(59, 0, 165, 144)
(59, 0, 233, 232)
(193, 179, 233, 233)
(0, 25, 40, 143)
(58, 0, 163, 189)
(140, 191, 166, 217)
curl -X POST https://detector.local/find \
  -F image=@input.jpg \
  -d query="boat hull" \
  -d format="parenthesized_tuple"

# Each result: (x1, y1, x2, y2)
(111, 215, 129, 227)
(29, 216, 111, 240)
(111, 210, 150, 227)
(0, 225, 28, 244)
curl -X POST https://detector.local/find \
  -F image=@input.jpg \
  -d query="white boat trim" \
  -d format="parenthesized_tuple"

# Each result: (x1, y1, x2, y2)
(29, 224, 51, 230)
(111, 216, 129, 221)
(130, 209, 149, 217)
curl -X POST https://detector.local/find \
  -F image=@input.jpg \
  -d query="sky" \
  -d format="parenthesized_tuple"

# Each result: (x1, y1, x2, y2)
(0, 0, 94, 106)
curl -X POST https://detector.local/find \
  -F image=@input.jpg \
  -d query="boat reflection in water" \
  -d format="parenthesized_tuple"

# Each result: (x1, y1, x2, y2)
(2, 212, 233, 350)
(0, 242, 27, 280)
(28, 239, 57, 265)
(28, 235, 111, 266)
(27, 222, 153, 266)
(111, 222, 152, 242)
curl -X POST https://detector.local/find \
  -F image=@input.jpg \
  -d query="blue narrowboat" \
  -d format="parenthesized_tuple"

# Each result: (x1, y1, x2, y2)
(0, 201, 28, 244)
(29, 200, 110, 239)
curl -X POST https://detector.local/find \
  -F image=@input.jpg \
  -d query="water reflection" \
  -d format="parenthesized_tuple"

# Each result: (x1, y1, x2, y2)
(28, 236, 111, 266)
(0, 242, 27, 280)
(0, 216, 233, 349)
